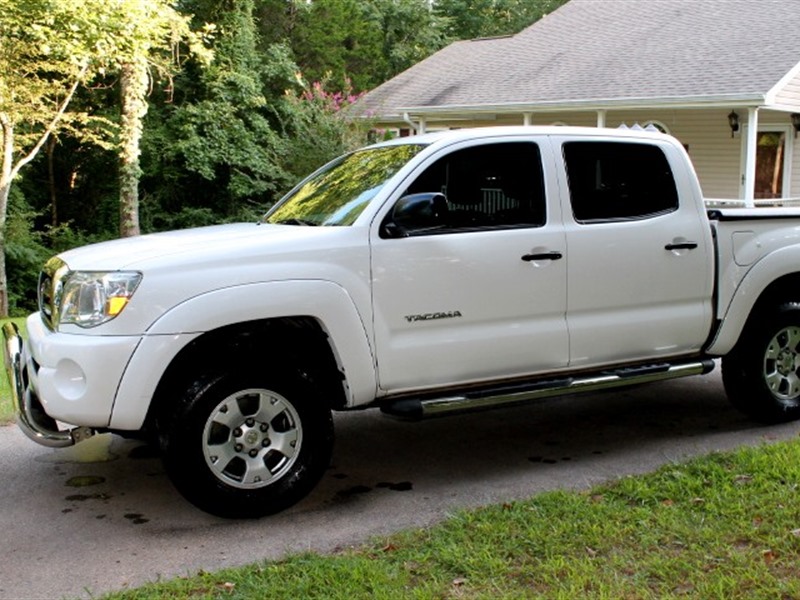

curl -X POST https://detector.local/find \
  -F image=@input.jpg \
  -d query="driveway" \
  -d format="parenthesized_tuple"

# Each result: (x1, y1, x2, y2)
(2, 368, 799, 599)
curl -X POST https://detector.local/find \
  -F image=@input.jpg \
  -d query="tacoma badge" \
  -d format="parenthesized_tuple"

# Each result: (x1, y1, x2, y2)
(404, 311, 463, 323)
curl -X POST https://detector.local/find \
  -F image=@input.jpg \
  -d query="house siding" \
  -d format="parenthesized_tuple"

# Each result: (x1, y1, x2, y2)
(774, 70, 800, 107)
(410, 108, 800, 200)
(414, 109, 742, 198)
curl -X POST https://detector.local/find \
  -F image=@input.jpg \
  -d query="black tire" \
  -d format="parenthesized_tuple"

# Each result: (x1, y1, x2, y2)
(722, 303, 800, 423)
(161, 367, 334, 518)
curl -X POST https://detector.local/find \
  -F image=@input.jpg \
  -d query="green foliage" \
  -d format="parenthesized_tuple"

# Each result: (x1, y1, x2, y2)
(0, 0, 214, 313)
(4, 184, 108, 315)
(141, 0, 378, 229)
(284, 0, 449, 92)
(5, 188, 48, 315)
(2, 0, 562, 297)
(278, 76, 373, 184)
(289, 0, 386, 92)
(369, 0, 449, 82)
(0, 0, 114, 152)
(434, 0, 567, 40)
(434, 0, 568, 40)
(140, 0, 295, 226)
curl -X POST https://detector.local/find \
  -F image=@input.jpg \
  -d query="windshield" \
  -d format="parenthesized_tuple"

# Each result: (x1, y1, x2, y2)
(265, 143, 426, 226)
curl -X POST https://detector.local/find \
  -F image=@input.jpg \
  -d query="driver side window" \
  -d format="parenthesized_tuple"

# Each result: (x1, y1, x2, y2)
(397, 141, 546, 234)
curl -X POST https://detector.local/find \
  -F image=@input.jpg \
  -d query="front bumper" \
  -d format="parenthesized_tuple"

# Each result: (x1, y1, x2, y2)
(2, 322, 94, 447)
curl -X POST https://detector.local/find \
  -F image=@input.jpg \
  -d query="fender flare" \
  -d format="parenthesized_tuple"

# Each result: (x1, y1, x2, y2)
(109, 280, 377, 430)
(707, 246, 800, 355)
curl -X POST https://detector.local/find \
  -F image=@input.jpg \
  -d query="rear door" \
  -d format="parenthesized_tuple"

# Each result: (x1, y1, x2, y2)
(556, 137, 714, 368)
(370, 138, 569, 392)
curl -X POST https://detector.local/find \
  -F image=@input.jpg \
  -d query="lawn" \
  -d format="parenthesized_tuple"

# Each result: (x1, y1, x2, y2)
(102, 438, 800, 599)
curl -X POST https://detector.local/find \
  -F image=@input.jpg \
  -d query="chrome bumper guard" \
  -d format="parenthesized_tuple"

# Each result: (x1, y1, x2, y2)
(2, 321, 95, 448)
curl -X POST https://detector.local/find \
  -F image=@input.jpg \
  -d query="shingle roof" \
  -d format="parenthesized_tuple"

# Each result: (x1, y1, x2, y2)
(361, 0, 800, 117)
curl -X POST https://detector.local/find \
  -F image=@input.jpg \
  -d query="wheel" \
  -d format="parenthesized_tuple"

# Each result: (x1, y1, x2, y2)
(161, 367, 334, 518)
(722, 303, 800, 423)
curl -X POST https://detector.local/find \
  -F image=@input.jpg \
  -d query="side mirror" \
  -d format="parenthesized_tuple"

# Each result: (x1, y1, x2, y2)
(382, 192, 448, 238)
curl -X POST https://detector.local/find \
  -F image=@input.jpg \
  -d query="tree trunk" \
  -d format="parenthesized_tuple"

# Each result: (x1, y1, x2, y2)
(47, 135, 58, 226)
(119, 59, 149, 238)
(0, 115, 14, 317)
(0, 177, 11, 318)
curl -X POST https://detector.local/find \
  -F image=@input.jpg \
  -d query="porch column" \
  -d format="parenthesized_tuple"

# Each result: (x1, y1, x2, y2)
(523, 112, 533, 126)
(596, 109, 607, 128)
(402, 112, 419, 135)
(418, 116, 427, 135)
(743, 107, 759, 207)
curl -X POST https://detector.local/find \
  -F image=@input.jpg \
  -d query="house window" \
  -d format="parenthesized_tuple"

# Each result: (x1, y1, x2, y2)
(563, 141, 679, 223)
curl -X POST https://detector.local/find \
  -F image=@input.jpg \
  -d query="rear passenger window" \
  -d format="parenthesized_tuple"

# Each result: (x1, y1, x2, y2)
(401, 142, 546, 232)
(563, 142, 679, 223)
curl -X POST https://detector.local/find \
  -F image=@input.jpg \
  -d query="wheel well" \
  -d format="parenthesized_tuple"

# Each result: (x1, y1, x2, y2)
(735, 273, 800, 349)
(145, 317, 347, 433)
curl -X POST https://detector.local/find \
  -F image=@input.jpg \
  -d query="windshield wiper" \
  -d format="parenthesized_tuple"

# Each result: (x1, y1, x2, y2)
(272, 218, 318, 226)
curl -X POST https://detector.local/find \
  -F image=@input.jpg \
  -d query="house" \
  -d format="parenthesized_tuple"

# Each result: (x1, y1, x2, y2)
(359, 0, 800, 204)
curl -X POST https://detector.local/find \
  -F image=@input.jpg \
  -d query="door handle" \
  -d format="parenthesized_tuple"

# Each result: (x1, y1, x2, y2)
(522, 251, 563, 262)
(664, 242, 698, 251)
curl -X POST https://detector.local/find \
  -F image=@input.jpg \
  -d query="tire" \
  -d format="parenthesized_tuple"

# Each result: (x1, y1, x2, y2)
(161, 367, 334, 518)
(722, 303, 800, 423)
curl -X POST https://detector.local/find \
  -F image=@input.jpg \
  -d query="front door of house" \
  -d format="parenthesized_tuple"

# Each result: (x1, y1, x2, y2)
(754, 131, 787, 199)
(740, 126, 792, 200)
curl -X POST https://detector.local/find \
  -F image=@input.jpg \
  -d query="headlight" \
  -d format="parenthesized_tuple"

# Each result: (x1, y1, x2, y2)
(59, 271, 142, 328)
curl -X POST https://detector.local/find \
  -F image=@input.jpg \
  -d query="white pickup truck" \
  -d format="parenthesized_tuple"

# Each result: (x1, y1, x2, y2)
(6, 126, 800, 518)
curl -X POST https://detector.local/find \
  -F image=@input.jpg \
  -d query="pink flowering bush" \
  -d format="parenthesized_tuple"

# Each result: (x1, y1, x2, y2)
(278, 73, 373, 184)
(300, 77, 365, 112)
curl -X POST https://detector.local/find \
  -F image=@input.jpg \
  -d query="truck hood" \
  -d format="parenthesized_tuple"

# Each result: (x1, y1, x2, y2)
(58, 223, 304, 271)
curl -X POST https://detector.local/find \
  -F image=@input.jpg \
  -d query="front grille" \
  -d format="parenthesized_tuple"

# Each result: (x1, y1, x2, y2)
(38, 257, 68, 330)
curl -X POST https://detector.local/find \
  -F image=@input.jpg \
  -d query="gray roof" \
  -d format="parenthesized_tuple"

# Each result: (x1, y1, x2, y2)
(361, 0, 800, 118)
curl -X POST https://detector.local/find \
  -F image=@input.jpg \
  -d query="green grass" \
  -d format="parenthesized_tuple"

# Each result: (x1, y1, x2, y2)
(0, 317, 26, 424)
(103, 439, 800, 599)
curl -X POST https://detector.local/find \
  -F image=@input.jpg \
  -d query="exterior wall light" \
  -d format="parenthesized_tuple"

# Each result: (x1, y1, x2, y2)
(728, 111, 740, 138)
(791, 113, 800, 138)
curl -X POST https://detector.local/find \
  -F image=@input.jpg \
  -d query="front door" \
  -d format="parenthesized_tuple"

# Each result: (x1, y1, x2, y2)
(755, 131, 787, 199)
(740, 127, 792, 200)
(370, 140, 569, 392)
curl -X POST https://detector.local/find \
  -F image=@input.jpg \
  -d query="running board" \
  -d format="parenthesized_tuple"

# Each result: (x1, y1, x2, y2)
(380, 359, 715, 421)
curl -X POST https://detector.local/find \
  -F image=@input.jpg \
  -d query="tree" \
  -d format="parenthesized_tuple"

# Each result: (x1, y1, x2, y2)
(0, 0, 113, 316)
(141, 0, 297, 230)
(434, 0, 568, 40)
(108, 0, 212, 237)
(366, 0, 449, 83)
(282, 0, 446, 92)
(289, 0, 386, 92)
(0, 0, 209, 315)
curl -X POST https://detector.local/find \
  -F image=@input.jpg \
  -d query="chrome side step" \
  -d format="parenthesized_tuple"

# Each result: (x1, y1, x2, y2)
(380, 359, 715, 420)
